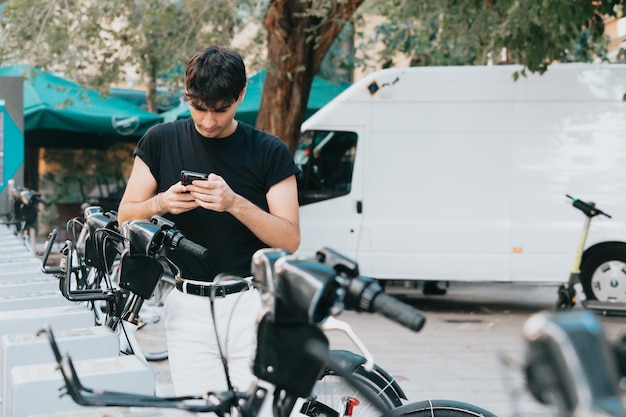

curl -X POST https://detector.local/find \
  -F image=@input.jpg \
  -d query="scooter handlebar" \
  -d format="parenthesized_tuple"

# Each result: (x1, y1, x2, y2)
(566, 194, 612, 218)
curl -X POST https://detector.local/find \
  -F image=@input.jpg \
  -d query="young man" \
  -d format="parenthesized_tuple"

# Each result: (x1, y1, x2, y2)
(118, 45, 300, 396)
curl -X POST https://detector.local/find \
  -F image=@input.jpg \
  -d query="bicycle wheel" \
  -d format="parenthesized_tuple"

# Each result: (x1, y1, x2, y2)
(393, 400, 498, 417)
(135, 273, 175, 362)
(307, 363, 403, 417)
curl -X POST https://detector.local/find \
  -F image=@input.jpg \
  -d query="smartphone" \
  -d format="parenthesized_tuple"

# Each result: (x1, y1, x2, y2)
(180, 170, 209, 186)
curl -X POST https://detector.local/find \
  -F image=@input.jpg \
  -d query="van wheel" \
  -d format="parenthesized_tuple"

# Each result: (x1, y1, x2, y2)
(580, 246, 626, 302)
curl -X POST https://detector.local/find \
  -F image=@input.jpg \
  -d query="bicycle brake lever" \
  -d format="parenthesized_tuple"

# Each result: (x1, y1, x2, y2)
(320, 316, 375, 372)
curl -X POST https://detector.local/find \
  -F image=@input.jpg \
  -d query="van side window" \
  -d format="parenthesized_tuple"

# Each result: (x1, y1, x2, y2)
(295, 130, 358, 206)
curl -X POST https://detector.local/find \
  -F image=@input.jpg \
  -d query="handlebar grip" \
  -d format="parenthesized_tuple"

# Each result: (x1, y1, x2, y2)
(176, 237, 209, 260)
(371, 292, 426, 332)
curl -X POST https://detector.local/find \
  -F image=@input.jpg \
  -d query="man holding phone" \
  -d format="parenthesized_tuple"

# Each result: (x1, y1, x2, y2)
(117, 45, 300, 396)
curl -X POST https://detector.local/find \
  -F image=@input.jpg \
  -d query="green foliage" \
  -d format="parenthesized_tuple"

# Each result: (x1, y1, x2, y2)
(0, 0, 267, 102)
(39, 147, 131, 204)
(360, 0, 623, 75)
(317, 22, 356, 83)
(2, 0, 619, 97)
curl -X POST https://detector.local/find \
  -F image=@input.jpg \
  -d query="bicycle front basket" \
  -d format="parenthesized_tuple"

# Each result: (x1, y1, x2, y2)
(253, 312, 329, 398)
(118, 252, 163, 300)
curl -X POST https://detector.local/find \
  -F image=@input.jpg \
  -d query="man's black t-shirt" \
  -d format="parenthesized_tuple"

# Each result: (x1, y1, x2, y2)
(134, 118, 299, 281)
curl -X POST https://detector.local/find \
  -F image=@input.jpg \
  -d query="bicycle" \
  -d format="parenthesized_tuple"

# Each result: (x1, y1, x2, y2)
(523, 309, 626, 417)
(40, 206, 172, 362)
(48, 214, 409, 416)
(71, 206, 176, 344)
(39, 219, 498, 417)
(0, 180, 51, 255)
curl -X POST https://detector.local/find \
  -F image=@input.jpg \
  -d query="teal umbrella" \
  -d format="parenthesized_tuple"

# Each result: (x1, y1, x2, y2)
(162, 70, 349, 125)
(0, 64, 163, 148)
(109, 87, 181, 113)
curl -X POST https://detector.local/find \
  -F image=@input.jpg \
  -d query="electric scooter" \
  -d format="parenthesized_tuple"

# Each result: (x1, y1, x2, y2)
(554, 194, 626, 314)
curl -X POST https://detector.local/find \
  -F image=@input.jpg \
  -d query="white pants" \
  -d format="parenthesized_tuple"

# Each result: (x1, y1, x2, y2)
(164, 282, 262, 397)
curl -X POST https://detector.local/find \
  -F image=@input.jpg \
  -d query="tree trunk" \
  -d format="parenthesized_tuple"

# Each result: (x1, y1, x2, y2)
(257, 0, 364, 154)
(146, 62, 158, 114)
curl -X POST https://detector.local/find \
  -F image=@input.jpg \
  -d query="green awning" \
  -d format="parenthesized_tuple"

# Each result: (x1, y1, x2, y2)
(0, 65, 163, 148)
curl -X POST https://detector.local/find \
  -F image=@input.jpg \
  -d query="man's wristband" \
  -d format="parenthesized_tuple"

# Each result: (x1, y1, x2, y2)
(157, 193, 167, 214)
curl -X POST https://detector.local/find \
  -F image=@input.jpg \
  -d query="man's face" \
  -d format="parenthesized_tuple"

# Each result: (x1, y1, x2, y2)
(188, 99, 239, 139)
(187, 87, 246, 139)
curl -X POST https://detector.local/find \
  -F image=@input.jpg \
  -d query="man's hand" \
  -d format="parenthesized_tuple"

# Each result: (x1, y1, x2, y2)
(160, 182, 201, 214)
(187, 173, 237, 213)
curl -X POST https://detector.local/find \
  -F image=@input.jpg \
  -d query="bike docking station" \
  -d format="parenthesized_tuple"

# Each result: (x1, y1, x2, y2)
(0, 290, 74, 312)
(0, 276, 59, 296)
(4, 354, 155, 417)
(0, 262, 44, 276)
(24, 409, 197, 417)
(0, 227, 157, 417)
(25, 409, 198, 417)
(1, 327, 120, 415)
(0, 240, 43, 274)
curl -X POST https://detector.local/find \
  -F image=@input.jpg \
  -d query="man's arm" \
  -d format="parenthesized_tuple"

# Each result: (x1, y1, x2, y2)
(118, 157, 197, 225)
(243, 175, 300, 253)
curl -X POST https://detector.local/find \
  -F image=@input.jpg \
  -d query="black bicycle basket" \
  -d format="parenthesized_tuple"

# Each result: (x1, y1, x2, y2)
(253, 311, 329, 398)
(118, 251, 164, 300)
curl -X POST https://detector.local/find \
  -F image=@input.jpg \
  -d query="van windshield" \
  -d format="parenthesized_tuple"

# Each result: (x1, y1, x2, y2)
(296, 130, 358, 206)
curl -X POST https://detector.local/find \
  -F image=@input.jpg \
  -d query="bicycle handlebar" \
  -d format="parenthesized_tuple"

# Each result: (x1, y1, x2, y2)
(125, 216, 208, 260)
(271, 247, 426, 333)
(316, 247, 426, 332)
(341, 274, 426, 331)
(373, 291, 426, 331)
(164, 228, 209, 260)
(49, 210, 207, 307)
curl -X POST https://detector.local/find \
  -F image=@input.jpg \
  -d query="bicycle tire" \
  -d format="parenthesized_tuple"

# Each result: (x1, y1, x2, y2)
(309, 364, 402, 417)
(136, 273, 176, 362)
(140, 328, 169, 362)
(393, 400, 498, 417)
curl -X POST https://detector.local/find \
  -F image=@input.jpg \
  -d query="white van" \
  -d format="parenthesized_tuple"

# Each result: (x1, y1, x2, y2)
(294, 63, 626, 304)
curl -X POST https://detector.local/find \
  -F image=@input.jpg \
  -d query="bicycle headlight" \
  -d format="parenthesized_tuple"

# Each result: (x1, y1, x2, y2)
(124, 220, 165, 257)
(273, 256, 341, 324)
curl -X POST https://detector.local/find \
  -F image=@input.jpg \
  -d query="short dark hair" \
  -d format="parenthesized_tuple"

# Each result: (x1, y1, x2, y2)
(184, 46, 247, 110)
